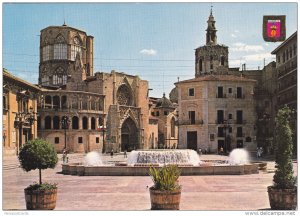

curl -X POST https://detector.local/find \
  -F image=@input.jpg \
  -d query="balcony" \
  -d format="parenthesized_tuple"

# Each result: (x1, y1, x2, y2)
(235, 94, 245, 99)
(236, 133, 245, 138)
(215, 119, 225, 124)
(218, 132, 225, 137)
(236, 120, 247, 124)
(216, 94, 226, 98)
(180, 119, 204, 125)
(277, 63, 297, 78)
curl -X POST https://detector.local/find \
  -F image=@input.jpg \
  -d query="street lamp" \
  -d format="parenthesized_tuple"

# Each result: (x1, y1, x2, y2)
(61, 116, 70, 149)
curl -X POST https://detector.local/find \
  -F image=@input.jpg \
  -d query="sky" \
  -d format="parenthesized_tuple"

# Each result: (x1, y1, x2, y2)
(2, 2, 298, 98)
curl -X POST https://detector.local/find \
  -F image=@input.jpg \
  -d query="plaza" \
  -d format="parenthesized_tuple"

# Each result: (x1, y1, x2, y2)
(3, 153, 297, 211)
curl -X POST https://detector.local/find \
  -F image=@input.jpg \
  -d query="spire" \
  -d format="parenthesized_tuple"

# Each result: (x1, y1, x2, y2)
(206, 7, 217, 45)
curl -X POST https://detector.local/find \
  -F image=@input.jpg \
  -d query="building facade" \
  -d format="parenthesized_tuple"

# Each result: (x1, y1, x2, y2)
(176, 75, 257, 152)
(37, 24, 152, 153)
(150, 94, 178, 149)
(3, 69, 40, 155)
(176, 10, 257, 153)
(271, 32, 297, 152)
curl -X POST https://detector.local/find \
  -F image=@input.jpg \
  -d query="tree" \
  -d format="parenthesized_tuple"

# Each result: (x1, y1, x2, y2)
(273, 106, 295, 189)
(18, 139, 58, 185)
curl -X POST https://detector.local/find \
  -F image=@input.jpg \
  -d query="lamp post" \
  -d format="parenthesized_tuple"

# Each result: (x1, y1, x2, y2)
(61, 116, 70, 149)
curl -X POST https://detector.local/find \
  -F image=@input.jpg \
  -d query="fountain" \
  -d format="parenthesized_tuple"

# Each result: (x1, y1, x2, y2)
(62, 149, 259, 176)
(83, 151, 103, 166)
(127, 150, 202, 166)
(227, 149, 250, 165)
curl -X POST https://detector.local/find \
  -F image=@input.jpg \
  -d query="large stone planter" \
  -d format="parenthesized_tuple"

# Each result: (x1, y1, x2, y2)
(268, 186, 297, 210)
(24, 188, 57, 210)
(149, 187, 181, 210)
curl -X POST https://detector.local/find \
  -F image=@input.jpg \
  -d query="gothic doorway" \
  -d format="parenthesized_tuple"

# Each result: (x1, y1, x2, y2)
(121, 118, 139, 152)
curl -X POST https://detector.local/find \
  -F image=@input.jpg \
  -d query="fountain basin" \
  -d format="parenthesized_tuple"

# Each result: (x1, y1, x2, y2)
(62, 161, 259, 176)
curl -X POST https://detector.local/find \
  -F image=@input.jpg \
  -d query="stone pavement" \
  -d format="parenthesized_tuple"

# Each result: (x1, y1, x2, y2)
(2, 153, 298, 211)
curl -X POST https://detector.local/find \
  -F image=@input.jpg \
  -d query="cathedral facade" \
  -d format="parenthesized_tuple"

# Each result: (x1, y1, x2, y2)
(37, 24, 154, 153)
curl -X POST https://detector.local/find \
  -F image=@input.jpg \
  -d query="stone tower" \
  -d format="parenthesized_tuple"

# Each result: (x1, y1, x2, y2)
(38, 23, 94, 87)
(195, 9, 229, 77)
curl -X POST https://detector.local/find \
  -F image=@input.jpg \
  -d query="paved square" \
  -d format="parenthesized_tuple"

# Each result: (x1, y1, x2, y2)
(2, 154, 297, 210)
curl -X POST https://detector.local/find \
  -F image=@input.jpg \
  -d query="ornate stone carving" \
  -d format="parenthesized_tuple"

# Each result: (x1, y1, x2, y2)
(117, 84, 132, 106)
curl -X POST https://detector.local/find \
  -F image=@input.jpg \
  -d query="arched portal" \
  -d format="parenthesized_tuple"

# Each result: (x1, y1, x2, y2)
(121, 118, 139, 152)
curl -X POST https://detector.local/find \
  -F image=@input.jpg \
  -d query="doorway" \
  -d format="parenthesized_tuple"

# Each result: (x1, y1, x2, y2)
(187, 131, 197, 150)
(121, 118, 138, 151)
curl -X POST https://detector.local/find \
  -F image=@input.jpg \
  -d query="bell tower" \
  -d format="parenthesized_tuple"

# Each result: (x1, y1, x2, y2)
(195, 8, 229, 77)
(206, 7, 217, 45)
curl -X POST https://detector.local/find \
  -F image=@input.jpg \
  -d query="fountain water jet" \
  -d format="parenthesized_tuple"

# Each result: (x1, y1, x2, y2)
(227, 148, 249, 165)
(127, 150, 202, 166)
(84, 151, 103, 166)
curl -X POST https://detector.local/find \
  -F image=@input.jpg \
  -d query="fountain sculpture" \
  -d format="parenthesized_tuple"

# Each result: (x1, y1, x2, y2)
(127, 150, 202, 166)
(62, 148, 259, 176)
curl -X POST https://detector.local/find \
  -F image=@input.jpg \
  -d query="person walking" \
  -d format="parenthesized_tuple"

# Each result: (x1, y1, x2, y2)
(110, 149, 114, 158)
(124, 150, 127, 158)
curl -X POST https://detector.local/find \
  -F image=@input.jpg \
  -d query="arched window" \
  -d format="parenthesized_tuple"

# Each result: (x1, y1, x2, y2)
(171, 117, 176, 138)
(54, 34, 67, 59)
(45, 95, 52, 108)
(53, 96, 60, 109)
(72, 116, 79, 129)
(82, 101, 88, 110)
(91, 100, 96, 110)
(53, 116, 60, 129)
(98, 117, 104, 127)
(91, 117, 96, 130)
(53, 67, 66, 85)
(221, 56, 225, 66)
(61, 96, 67, 109)
(42, 45, 51, 61)
(82, 117, 88, 129)
(45, 116, 51, 129)
(62, 74, 67, 84)
(71, 37, 82, 61)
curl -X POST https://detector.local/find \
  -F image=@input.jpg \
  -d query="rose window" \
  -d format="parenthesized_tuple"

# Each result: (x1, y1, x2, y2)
(117, 85, 132, 106)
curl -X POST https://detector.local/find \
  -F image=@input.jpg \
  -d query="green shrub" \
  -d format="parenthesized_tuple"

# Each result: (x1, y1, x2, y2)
(273, 106, 296, 189)
(25, 183, 57, 192)
(18, 139, 58, 185)
(149, 164, 181, 191)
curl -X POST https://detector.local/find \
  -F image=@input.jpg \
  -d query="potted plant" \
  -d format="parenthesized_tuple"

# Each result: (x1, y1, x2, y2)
(267, 106, 297, 210)
(18, 138, 58, 210)
(149, 164, 181, 210)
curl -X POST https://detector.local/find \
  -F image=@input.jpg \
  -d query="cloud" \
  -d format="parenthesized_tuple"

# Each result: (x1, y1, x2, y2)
(140, 49, 157, 56)
(231, 34, 237, 38)
(231, 42, 264, 52)
(234, 30, 240, 33)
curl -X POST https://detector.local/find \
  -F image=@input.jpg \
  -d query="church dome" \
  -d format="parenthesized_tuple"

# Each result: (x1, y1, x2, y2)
(169, 87, 178, 103)
(156, 93, 174, 108)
